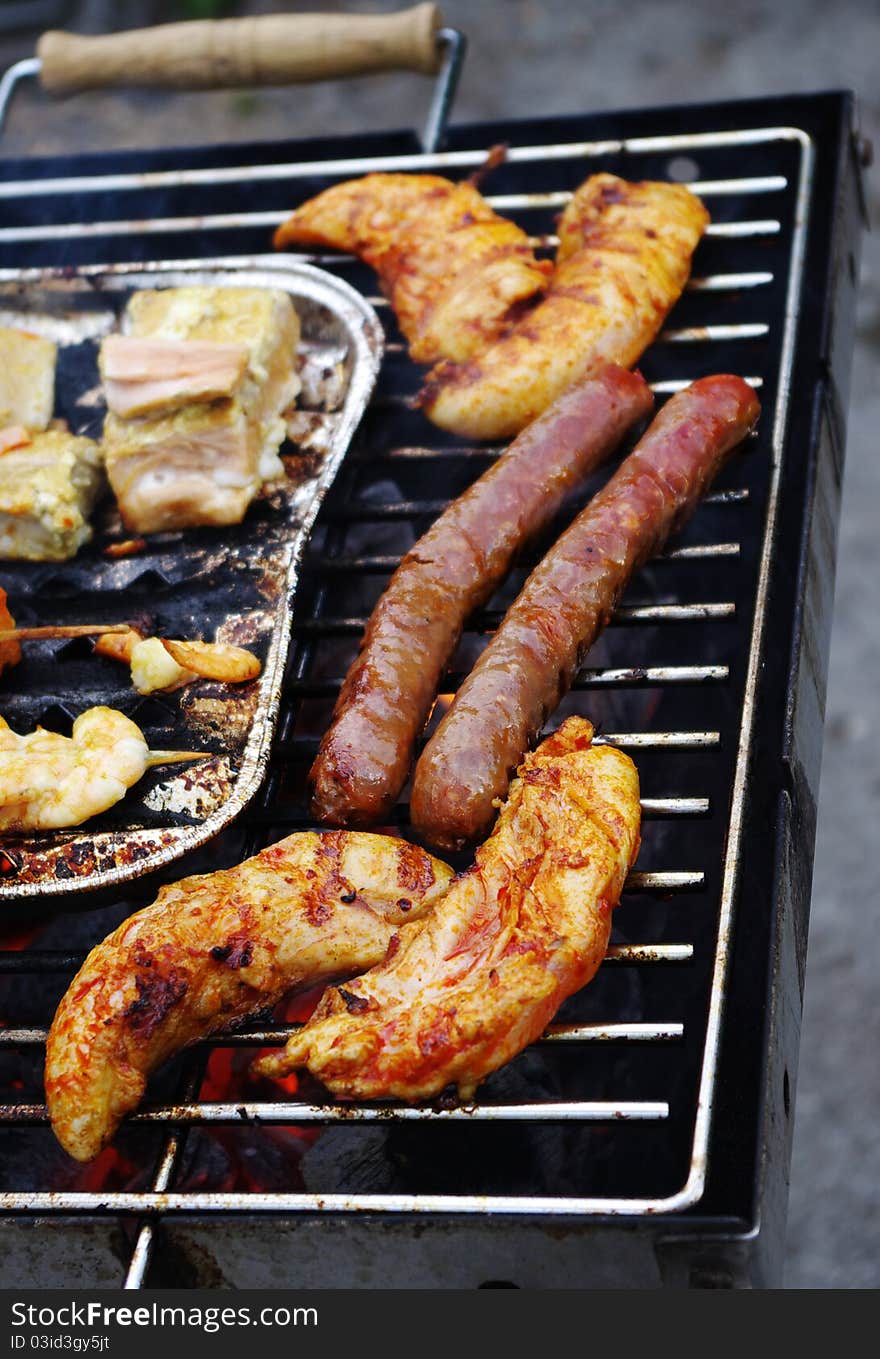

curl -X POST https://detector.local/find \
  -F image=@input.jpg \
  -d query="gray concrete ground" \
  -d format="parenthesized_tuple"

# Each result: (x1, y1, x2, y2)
(0, 0, 877, 1289)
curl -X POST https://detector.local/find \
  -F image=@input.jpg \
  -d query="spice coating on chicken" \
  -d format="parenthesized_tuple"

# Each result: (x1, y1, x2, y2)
(273, 172, 552, 364)
(45, 831, 454, 1161)
(419, 174, 709, 439)
(255, 718, 640, 1102)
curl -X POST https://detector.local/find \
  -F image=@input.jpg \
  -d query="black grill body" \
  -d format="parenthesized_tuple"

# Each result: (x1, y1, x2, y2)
(0, 90, 865, 1288)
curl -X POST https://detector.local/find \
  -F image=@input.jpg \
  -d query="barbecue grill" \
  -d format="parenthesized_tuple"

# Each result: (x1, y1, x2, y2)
(0, 14, 866, 1289)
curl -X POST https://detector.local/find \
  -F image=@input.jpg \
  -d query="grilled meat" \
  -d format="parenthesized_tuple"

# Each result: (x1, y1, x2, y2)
(273, 172, 552, 364)
(419, 174, 709, 439)
(256, 718, 640, 1101)
(45, 832, 454, 1161)
(411, 375, 761, 850)
(309, 364, 653, 827)
(101, 335, 250, 419)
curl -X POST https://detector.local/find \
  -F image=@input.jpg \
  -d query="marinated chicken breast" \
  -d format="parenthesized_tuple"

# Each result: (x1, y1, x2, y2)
(101, 335, 250, 418)
(255, 718, 640, 1101)
(274, 172, 552, 364)
(45, 831, 454, 1161)
(102, 286, 300, 533)
(420, 174, 709, 439)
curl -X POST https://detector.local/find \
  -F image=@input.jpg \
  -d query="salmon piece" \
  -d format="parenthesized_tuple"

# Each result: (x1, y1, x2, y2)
(102, 286, 300, 534)
(101, 336, 250, 418)
(0, 425, 31, 455)
(0, 429, 104, 561)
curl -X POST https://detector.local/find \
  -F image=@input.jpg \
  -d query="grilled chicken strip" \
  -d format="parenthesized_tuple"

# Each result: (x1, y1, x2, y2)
(273, 172, 552, 364)
(419, 173, 709, 440)
(45, 831, 454, 1161)
(255, 718, 640, 1102)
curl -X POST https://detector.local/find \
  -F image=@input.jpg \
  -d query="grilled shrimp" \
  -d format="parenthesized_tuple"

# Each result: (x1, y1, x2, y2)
(0, 706, 149, 832)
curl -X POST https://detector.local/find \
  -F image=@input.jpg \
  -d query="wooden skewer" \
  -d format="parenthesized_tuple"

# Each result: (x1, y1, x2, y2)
(144, 750, 212, 769)
(0, 623, 131, 643)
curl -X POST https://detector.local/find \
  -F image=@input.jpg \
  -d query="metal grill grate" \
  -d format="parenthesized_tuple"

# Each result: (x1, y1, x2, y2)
(0, 102, 845, 1290)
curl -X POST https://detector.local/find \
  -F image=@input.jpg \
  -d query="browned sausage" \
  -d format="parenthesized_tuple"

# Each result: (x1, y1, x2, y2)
(410, 375, 761, 851)
(309, 364, 654, 827)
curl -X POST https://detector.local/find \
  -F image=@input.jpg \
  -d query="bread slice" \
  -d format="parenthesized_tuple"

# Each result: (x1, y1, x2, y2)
(101, 286, 301, 533)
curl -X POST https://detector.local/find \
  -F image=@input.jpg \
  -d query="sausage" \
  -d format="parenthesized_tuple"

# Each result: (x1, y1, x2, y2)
(309, 364, 654, 827)
(409, 375, 761, 851)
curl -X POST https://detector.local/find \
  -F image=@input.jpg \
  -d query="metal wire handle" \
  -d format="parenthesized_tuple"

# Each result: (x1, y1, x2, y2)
(0, 20, 466, 154)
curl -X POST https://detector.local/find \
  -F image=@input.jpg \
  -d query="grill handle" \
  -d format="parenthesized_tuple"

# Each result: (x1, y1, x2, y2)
(37, 5, 443, 92)
(0, 6, 465, 153)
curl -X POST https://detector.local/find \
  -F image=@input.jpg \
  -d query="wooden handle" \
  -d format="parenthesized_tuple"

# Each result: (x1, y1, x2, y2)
(37, 5, 442, 95)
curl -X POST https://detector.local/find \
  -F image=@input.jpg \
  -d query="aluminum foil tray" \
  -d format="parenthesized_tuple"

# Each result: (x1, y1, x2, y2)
(0, 256, 384, 898)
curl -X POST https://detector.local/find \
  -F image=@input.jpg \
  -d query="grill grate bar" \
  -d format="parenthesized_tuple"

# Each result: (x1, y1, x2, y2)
(122, 1063, 203, 1292)
(650, 377, 763, 393)
(286, 664, 729, 697)
(489, 177, 787, 210)
(661, 323, 769, 342)
(0, 125, 809, 198)
(0, 1020, 684, 1048)
(305, 542, 740, 573)
(606, 944, 694, 963)
(240, 795, 710, 830)
(0, 210, 784, 245)
(0, 1100, 669, 1127)
(278, 730, 721, 757)
(289, 603, 735, 635)
(689, 271, 774, 291)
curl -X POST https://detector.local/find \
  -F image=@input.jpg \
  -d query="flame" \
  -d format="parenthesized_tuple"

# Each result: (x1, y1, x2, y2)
(430, 692, 456, 720)
(65, 1145, 143, 1193)
(177, 982, 327, 1192)
(0, 921, 41, 952)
